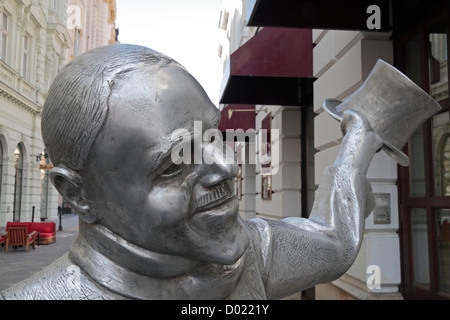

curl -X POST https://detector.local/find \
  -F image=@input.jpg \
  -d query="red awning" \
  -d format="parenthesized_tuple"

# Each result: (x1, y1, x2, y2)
(219, 27, 314, 106)
(246, 0, 391, 31)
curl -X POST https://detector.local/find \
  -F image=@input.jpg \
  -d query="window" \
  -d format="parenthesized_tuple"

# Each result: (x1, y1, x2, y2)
(22, 35, 29, 79)
(219, 10, 229, 30)
(49, 0, 59, 13)
(235, 164, 242, 200)
(436, 208, 450, 293)
(50, 0, 62, 22)
(410, 208, 430, 288)
(1, 12, 8, 62)
(13, 145, 23, 222)
(74, 29, 80, 57)
(54, 0, 59, 14)
(261, 113, 272, 200)
(397, 10, 450, 299)
(429, 32, 449, 103)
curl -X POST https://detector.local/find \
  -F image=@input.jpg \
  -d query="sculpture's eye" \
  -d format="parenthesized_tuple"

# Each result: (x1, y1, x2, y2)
(161, 163, 182, 177)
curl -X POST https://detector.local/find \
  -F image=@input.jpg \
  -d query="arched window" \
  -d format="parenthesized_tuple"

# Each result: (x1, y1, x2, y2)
(13, 144, 23, 221)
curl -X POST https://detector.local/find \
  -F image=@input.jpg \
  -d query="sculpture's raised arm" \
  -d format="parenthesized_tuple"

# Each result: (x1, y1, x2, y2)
(247, 109, 381, 299)
(247, 60, 441, 299)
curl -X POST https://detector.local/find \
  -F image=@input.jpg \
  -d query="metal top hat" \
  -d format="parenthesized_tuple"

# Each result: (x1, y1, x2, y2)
(323, 59, 441, 167)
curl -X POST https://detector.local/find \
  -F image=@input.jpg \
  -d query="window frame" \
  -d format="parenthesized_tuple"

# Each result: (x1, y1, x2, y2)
(22, 34, 30, 80)
(395, 3, 450, 299)
(13, 145, 24, 222)
(1, 11, 9, 62)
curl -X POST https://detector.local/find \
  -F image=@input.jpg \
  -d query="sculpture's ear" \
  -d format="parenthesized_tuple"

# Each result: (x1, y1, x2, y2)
(49, 166, 97, 223)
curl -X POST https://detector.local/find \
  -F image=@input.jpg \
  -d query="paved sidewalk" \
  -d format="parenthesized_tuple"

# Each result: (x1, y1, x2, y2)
(0, 214, 79, 291)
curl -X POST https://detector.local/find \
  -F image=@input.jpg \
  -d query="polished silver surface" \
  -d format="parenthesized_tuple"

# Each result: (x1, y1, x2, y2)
(0, 45, 439, 300)
(323, 59, 442, 167)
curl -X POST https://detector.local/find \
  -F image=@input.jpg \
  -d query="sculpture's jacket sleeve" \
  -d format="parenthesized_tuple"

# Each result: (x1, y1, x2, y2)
(246, 165, 375, 300)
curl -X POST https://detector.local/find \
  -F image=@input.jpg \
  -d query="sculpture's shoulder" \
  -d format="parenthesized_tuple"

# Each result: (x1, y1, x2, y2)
(0, 253, 125, 300)
(245, 218, 273, 280)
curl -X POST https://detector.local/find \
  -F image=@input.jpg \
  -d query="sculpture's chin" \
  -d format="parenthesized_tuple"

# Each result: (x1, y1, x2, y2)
(187, 197, 249, 265)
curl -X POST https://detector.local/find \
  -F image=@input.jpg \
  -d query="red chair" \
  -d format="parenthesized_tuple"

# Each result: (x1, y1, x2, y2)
(4, 226, 37, 253)
(0, 231, 7, 247)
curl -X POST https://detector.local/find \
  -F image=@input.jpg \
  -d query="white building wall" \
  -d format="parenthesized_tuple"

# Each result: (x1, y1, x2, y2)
(218, 0, 257, 76)
(239, 161, 256, 220)
(255, 106, 302, 220)
(312, 29, 403, 299)
(0, 0, 71, 227)
(67, 0, 116, 61)
(0, 0, 115, 229)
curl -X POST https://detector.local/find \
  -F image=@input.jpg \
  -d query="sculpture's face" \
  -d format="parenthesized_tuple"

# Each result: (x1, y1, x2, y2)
(83, 64, 249, 265)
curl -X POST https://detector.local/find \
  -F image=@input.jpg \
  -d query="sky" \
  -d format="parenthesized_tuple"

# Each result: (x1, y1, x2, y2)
(115, 0, 223, 106)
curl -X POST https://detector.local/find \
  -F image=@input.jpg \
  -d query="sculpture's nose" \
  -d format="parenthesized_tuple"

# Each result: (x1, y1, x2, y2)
(199, 143, 238, 188)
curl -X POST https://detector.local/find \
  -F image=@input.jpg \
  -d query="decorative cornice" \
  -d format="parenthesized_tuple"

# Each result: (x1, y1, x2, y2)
(30, 5, 48, 29)
(47, 22, 72, 49)
(0, 85, 41, 115)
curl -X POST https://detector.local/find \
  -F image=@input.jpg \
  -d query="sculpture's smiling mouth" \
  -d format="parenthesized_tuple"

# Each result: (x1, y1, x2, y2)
(192, 182, 234, 214)
(189, 181, 240, 238)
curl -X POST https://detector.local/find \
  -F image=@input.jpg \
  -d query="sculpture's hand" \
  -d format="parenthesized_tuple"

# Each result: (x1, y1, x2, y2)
(333, 109, 383, 174)
(340, 109, 373, 136)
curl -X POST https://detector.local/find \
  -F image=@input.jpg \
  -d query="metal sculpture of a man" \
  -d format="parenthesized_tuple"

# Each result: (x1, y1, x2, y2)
(0, 44, 440, 300)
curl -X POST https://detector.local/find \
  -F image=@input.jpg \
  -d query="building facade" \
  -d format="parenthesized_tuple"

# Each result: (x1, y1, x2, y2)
(0, 0, 71, 227)
(218, 0, 450, 300)
(218, 1, 316, 225)
(66, 0, 116, 60)
(0, 0, 116, 229)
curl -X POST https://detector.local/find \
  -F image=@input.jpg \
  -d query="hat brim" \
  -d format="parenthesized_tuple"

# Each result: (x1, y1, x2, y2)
(322, 99, 344, 121)
(322, 99, 410, 167)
